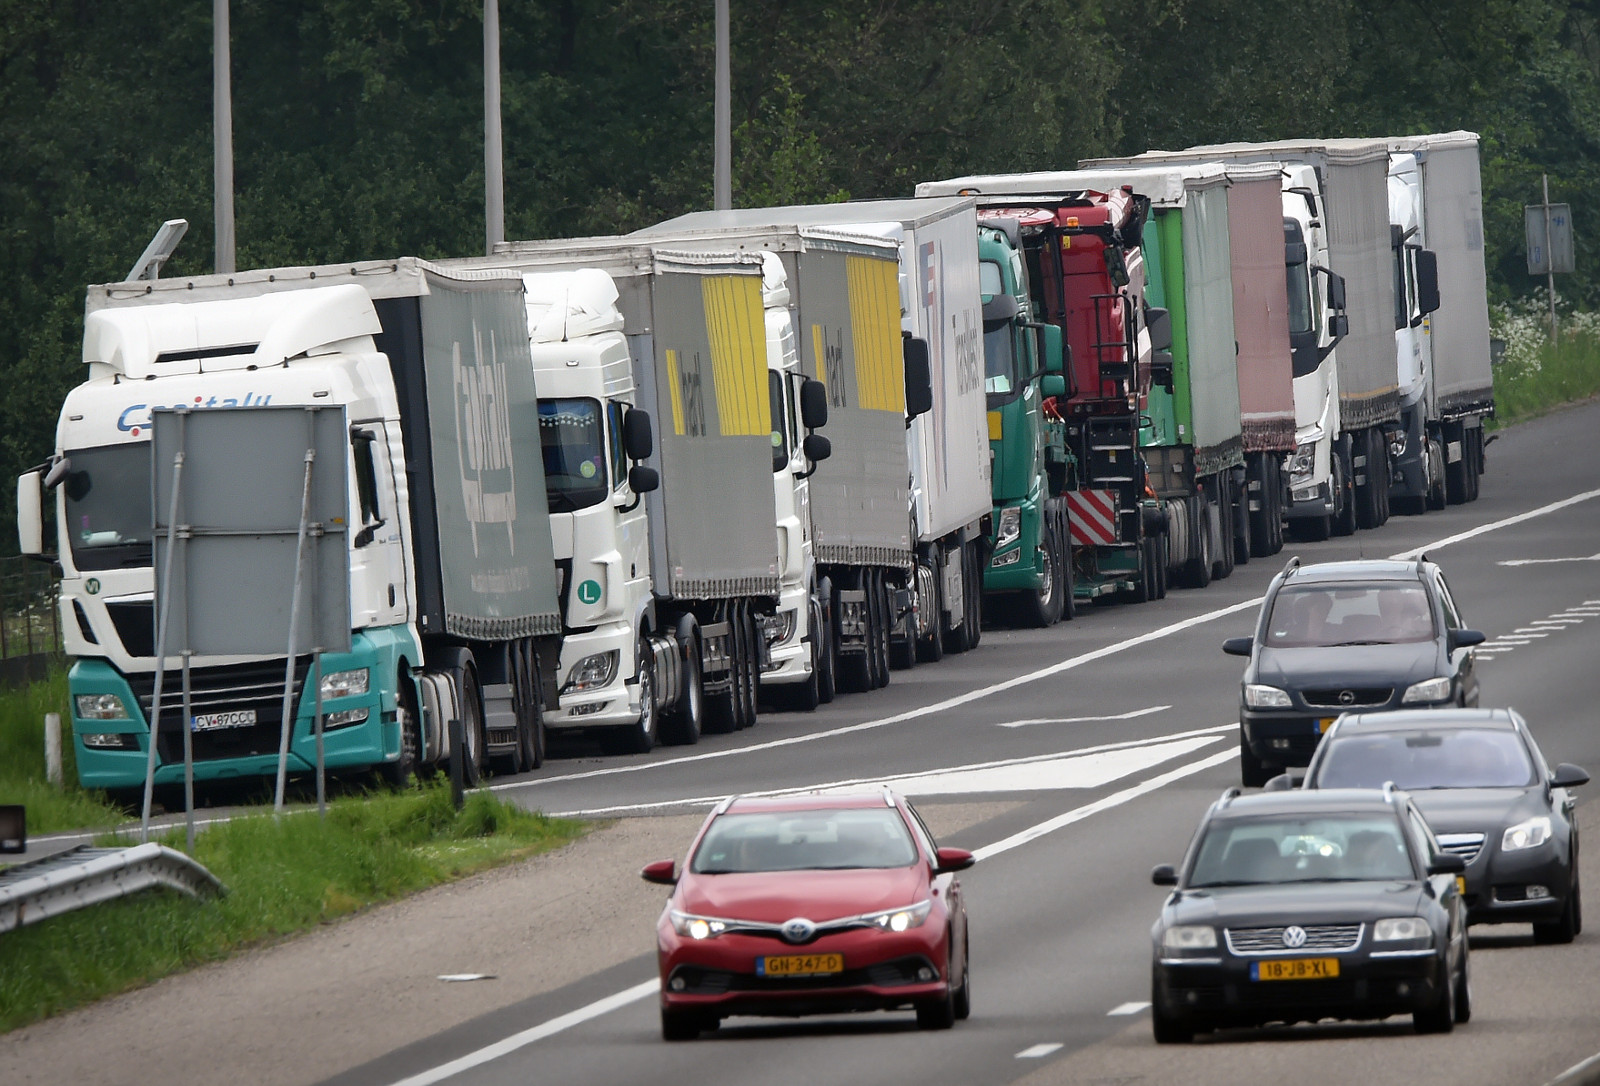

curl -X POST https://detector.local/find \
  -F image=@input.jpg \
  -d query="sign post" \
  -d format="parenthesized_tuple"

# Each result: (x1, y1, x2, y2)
(1526, 175, 1574, 342)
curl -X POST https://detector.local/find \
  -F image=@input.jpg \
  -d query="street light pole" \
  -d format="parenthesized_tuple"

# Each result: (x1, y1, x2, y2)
(485, 0, 505, 254)
(714, 0, 730, 210)
(214, 0, 235, 273)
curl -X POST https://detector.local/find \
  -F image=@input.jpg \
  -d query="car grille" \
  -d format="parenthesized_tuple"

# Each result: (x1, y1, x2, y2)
(667, 955, 937, 995)
(1300, 687, 1393, 708)
(126, 658, 312, 763)
(1225, 924, 1363, 954)
(1435, 833, 1485, 865)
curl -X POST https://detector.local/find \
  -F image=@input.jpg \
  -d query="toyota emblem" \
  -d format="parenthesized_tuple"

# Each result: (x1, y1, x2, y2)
(1281, 925, 1308, 949)
(1338, 689, 1357, 705)
(781, 917, 816, 944)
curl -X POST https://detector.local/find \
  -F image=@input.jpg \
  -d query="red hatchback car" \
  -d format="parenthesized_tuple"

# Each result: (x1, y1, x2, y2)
(641, 790, 975, 1040)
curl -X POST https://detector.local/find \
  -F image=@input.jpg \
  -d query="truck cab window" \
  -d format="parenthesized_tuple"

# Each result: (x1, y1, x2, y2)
(769, 371, 790, 471)
(63, 443, 154, 571)
(606, 401, 629, 492)
(352, 430, 383, 531)
(539, 398, 608, 512)
(980, 260, 1021, 400)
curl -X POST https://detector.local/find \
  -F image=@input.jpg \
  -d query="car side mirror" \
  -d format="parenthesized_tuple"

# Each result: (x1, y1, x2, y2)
(628, 465, 660, 495)
(623, 407, 654, 461)
(1551, 763, 1590, 788)
(1151, 864, 1178, 887)
(1427, 853, 1466, 876)
(800, 378, 828, 430)
(1448, 628, 1486, 651)
(934, 847, 975, 874)
(1262, 772, 1303, 791)
(640, 859, 678, 886)
(1222, 636, 1253, 657)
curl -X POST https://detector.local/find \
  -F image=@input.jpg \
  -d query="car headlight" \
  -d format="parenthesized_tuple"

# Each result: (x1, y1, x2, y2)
(1244, 684, 1292, 709)
(994, 506, 1021, 550)
(1161, 925, 1218, 950)
(1502, 816, 1552, 852)
(1401, 676, 1453, 704)
(564, 650, 619, 693)
(1289, 442, 1317, 479)
(1373, 916, 1433, 943)
(76, 693, 131, 720)
(669, 910, 731, 940)
(319, 668, 369, 700)
(864, 899, 933, 932)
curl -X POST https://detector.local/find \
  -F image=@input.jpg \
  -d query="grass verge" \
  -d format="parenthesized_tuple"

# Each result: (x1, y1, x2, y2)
(0, 783, 587, 1033)
(0, 668, 124, 833)
(1488, 321, 1600, 429)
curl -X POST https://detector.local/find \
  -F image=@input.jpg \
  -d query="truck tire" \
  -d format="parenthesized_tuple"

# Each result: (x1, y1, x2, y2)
(917, 565, 947, 659)
(1153, 532, 1169, 600)
(1332, 439, 1358, 537)
(662, 621, 704, 746)
(1248, 457, 1278, 558)
(1182, 496, 1212, 589)
(459, 665, 485, 788)
(379, 668, 421, 789)
(702, 609, 740, 734)
(1020, 525, 1064, 626)
(1059, 526, 1078, 619)
(835, 580, 871, 693)
(1232, 470, 1252, 567)
(1211, 486, 1234, 582)
(889, 570, 919, 671)
(868, 570, 891, 690)
(1355, 429, 1383, 530)
(1426, 439, 1448, 511)
(515, 643, 544, 771)
(739, 605, 761, 726)
(963, 542, 983, 649)
(789, 600, 824, 712)
(816, 594, 838, 704)
(604, 639, 659, 754)
(1466, 428, 1482, 501)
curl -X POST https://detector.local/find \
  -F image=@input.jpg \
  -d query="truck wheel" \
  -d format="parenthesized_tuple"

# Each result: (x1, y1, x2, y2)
(1211, 480, 1235, 581)
(1183, 496, 1212, 589)
(1465, 428, 1482, 501)
(790, 601, 824, 712)
(1355, 430, 1381, 530)
(1059, 529, 1078, 618)
(379, 670, 421, 789)
(1332, 440, 1358, 537)
(889, 573, 919, 671)
(607, 640, 659, 754)
(834, 580, 871, 692)
(662, 623, 704, 745)
(1233, 471, 1253, 566)
(816, 595, 838, 704)
(867, 571, 889, 689)
(738, 605, 761, 726)
(1021, 526, 1064, 627)
(963, 543, 983, 649)
(702, 610, 739, 734)
(1427, 440, 1448, 511)
(516, 644, 544, 771)
(459, 666, 485, 788)
(1153, 532, 1169, 600)
(917, 564, 948, 659)
(1248, 458, 1275, 558)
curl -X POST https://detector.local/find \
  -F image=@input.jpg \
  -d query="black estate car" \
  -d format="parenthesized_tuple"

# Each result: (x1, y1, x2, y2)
(1299, 708, 1588, 942)
(1150, 788, 1470, 1042)
(1224, 556, 1485, 786)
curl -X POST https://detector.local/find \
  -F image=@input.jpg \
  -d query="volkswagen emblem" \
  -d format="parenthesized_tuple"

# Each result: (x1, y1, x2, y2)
(781, 917, 816, 944)
(1338, 689, 1357, 705)
(1281, 925, 1308, 949)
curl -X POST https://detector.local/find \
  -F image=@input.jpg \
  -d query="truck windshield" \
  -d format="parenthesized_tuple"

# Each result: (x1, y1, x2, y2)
(1286, 258, 1314, 337)
(63, 443, 154, 571)
(538, 398, 608, 512)
(982, 260, 1021, 399)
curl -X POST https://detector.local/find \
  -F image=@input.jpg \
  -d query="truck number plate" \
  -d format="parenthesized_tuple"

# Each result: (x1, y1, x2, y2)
(192, 710, 257, 732)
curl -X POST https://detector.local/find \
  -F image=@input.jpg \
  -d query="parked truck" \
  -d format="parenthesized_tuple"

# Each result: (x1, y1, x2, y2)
(1087, 140, 1402, 539)
(638, 199, 992, 664)
(1386, 132, 1495, 508)
(915, 174, 1177, 603)
(17, 260, 563, 793)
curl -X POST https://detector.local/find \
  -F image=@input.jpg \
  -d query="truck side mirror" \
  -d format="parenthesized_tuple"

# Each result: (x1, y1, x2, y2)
(981, 293, 1019, 325)
(627, 465, 659, 495)
(1038, 323, 1064, 375)
(1144, 307, 1173, 353)
(16, 471, 43, 556)
(623, 407, 653, 461)
(1150, 350, 1175, 392)
(903, 337, 933, 421)
(1325, 270, 1347, 312)
(803, 433, 831, 464)
(1285, 240, 1308, 265)
(1415, 249, 1441, 316)
(1329, 313, 1349, 341)
(800, 378, 828, 430)
(1041, 374, 1067, 399)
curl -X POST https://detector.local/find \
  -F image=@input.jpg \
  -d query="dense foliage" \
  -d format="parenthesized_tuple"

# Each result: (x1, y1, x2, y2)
(3, 0, 1596, 525)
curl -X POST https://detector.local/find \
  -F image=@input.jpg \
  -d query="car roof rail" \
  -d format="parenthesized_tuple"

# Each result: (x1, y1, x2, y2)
(1217, 787, 1242, 808)
(1281, 555, 1301, 578)
(1414, 553, 1429, 576)
(1381, 780, 1399, 804)
(712, 795, 737, 815)
(881, 784, 896, 807)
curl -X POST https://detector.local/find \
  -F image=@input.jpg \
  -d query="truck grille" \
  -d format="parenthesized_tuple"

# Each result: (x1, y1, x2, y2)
(126, 658, 311, 763)
(1225, 924, 1363, 954)
(106, 601, 156, 658)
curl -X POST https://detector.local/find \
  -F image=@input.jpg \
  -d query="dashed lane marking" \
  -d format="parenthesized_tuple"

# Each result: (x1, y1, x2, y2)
(1497, 552, 1600, 566)
(1016, 1043, 1064, 1059)
(1108, 1001, 1151, 1016)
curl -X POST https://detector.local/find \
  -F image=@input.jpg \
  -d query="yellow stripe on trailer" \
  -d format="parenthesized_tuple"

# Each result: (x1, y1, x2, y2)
(664, 348, 687, 436)
(811, 322, 827, 391)
(701, 275, 769, 437)
(847, 255, 904, 414)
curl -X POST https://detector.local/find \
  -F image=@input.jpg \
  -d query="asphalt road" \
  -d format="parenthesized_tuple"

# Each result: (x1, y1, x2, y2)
(306, 398, 1600, 1086)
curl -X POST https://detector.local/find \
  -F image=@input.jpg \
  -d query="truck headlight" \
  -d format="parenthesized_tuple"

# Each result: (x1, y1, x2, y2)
(1289, 442, 1317, 480)
(995, 506, 1021, 550)
(1243, 684, 1291, 709)
(319, 668, 369, 699)
(564, 651, 619, 693)
(765, 609, 798, 647)
(76, 694, 131, 720)
(1401, 676, 1452, 704)
(1502, 816, 1552, 852)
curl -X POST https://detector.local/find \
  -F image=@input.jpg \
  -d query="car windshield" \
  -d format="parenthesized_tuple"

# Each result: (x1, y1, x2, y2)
(539, 397, 609, 512)
(1188, 815, 1415, 887)
(1264, 582, 1435, 648)
(63, 443, 154, 571)
(690, 808, 920, 873)
(1315, 729, 1537, 790)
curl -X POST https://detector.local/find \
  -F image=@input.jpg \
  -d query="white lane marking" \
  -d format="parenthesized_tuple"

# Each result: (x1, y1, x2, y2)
(389, 979, 658, 1086)
(1016, 1043, 1064, 1059)
(1108, 1001, 1152, 1016)
(397, 748, 1240, 1084)
(494, 599, 1261, 795)
(1389, 487, 1600, 562)
(550, 724, 1239, 817)
(972, 747, 1239, 862)
(1497, 552, 1600, 566)
(1484, 638, 1533, 646)
(1532, 618, 1585, 626)
(997, 705, 1170, 729)
(1510, 629, 1551, 637)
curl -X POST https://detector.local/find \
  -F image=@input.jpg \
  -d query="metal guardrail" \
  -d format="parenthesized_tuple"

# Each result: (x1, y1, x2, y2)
(0, 843, 227, 934)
